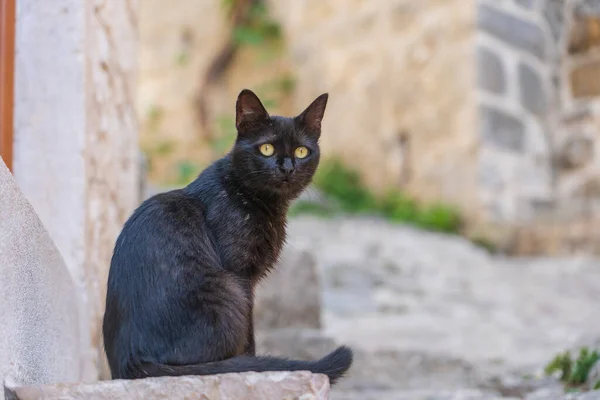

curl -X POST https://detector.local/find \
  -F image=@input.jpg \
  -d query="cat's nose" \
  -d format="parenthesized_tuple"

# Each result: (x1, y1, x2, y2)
(279, 158, 295, 177)
(279, 165, 295, 176)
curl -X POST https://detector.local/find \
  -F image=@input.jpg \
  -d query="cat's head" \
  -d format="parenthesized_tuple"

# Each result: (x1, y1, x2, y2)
(230, 89, 328, 199)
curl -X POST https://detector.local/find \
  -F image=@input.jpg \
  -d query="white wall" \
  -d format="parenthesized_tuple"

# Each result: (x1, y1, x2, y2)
(12, 0, 139, 379)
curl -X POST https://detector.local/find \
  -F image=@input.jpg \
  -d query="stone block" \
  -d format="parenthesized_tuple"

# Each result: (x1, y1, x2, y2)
(479, 106, 526, 152)
(543, 0, 566, 44)
(0, 159, 89, 385)
(559, 135, 595, 169)
(478, 3, 547, 59)
(576, 0, 600, 17)
(518, 62, 547, 116)
(5, 371, 330, 400)
(570, 60, 600, 98)
(254, 247, 322, 330)
(477, 46, 506, 94)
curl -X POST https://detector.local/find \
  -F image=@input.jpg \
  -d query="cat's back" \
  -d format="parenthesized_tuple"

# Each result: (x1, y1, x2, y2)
(110, 161, 227, 271)
(111, 191, 215, 277)
(119, 189, 202, 242)
(116, 161, 224, 247)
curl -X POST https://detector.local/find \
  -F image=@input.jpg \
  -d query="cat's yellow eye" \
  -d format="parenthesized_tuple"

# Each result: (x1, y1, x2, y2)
(295, 146, 309, 159)
(259, 143, 275, 156)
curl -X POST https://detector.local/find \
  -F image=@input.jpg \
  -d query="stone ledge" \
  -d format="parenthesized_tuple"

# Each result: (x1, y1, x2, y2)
(5, 371, 330, 400)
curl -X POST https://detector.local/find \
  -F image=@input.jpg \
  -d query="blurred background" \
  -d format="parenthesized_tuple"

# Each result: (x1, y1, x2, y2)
(1, 0, 600, 399)
(139, 0, 600, 255)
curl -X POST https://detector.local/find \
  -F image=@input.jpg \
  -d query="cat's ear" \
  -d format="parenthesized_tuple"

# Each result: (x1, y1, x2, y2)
(236, 89, 270, 132)
(296, 93, 328, 136)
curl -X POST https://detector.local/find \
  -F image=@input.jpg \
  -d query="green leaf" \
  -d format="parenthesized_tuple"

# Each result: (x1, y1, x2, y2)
(379, 190, 419, 223)
(313, 158, 376, 213)
(233, 26, 265, 46)
(416, 203, 462, 233)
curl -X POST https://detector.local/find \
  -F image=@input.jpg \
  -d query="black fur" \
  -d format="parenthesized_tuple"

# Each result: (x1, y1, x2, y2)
(102, 89, 353, 384)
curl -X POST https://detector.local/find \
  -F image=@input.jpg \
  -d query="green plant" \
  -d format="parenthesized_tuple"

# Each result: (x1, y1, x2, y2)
(379, 190, 419, 223)
(545, 348, 600, 389)
(545, 351, 573, 382)
(416, 203, 462, 233)
(295, 157, 464, 234)
(227, 0, 282, 52)
(313, 158, 377, 213)
(470, 235, 498, 253)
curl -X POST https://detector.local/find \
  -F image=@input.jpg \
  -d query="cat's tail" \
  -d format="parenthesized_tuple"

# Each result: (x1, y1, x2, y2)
(130, 346, 353, 385)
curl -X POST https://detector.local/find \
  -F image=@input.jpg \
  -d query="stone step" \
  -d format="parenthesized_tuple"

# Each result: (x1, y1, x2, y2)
(330, 389, 513, 400)
(5, 371, 329, 400)
(331, 388, 600, 400)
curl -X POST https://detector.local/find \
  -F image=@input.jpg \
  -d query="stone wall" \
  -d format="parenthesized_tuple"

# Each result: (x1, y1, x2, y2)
(475, 0, 600, 254)
(269, 0, 478, 206)
(138, 0, 479, 211)
(476, 0, 560, 223)
(0, 159, 88, 385)
(12, 0, 139, 379)
(138, 1, 600, 254)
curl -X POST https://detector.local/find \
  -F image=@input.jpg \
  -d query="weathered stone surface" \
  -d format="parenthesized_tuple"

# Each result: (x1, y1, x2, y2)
(569, 9, 600, 54)
(287, 217, 600, 380)
(524, 386, 565, 399)
(542, 0, 566, 43)
(333, 348, 482, 393)
(576, 0, 600, 17)
(514, 0, 536, 10)
(6, 371, 330, 400)
(586, 360, 600, 390)
(478, 3, 546, 59)
(570, 60, 600, 98)
(479, 106, 526, 151)
(477, 46, 506, 94)
(519, 63, 547, 116)
(257, 328, 338, 361)
(139, 0, 479, 217)
(527, 388, 600, 400)
(559, 135, 595, 169)
(332, 389, 515, 400)
(0, 159, 87, 385)
(13, 0, 140, 379)
(481, 375, 562, 399)
(570, 391, 600, 400)
(254, 247, 322, 330)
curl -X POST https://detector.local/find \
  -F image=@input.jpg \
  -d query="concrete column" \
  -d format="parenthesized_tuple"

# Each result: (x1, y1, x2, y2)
(12, 0, 139, 380)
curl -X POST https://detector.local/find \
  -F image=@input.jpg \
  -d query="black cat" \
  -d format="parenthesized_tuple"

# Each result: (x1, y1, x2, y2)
(102, 89, 353, 384)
